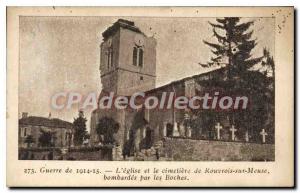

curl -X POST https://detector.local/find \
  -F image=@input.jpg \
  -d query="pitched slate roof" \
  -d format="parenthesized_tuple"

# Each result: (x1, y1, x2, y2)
(144, 67, 227, 94)
(19, 116, 73, 128)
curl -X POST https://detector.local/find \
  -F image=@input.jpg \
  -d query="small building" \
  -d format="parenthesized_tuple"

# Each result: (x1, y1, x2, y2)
(19, 112, 74, 148)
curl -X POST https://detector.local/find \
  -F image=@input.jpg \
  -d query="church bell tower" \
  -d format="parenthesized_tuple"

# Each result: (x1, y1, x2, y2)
(100, 19, 157, 96)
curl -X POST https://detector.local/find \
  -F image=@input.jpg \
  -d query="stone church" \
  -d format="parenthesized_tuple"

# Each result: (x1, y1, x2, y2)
(90, 19, 274, 158)
(90, 19, 222, 151)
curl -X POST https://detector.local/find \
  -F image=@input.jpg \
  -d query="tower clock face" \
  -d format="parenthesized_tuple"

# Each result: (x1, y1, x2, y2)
(134, 34, 144, 46)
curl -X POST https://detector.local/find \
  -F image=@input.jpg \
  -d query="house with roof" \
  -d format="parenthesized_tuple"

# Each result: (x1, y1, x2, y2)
(19, 112, 74, 148)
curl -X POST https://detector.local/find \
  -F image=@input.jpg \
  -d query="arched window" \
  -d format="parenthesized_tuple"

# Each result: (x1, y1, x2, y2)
(107, 47, 113, 69)
(133, 47, 138, 66)
(133, 47, 143, 67)
(110, 48, 113, 67)
(23, 128, 27, 137)
(138, 49, 143, 67)
(106, 51, 110, 69)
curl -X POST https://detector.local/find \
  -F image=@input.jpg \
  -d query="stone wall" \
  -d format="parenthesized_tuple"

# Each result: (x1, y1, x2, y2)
(19, 138, 275, 161)
(19, 146, 113, 161)
(162, 137, 275, 161)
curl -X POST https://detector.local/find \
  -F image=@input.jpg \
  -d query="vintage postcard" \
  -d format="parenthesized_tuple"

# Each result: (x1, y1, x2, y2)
(7, 6, 294, 187)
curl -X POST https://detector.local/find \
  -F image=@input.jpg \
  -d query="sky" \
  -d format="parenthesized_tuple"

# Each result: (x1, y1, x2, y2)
(19, 16, 274, 130)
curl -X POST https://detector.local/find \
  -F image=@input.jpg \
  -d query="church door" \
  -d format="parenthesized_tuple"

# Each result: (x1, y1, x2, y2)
(144, 127, 153, 149)
(166, 123, 173, 137)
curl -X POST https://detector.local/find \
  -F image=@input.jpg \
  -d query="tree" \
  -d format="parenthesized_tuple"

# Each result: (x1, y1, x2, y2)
(73, 110, 88, 146)
(84, 133, 90, 140)
(24, 135, 35, 148)
(39, 130, 55, 147)
(261, 47, 275, 78)
(201, 17, 263, 79)
(96, 117, 119, 144)
(198, 17, 275, 143)
(258, 48, 275, 142)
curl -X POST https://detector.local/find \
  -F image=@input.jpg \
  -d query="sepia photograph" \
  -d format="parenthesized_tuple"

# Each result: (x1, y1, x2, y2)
(6, 6, 294, 187)
(18, 15, 275, 161)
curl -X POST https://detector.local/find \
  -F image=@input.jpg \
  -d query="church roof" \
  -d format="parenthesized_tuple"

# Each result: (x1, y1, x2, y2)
(19, 116, 73, 129)
(145, 67, 226, 94)
(102, 19, 143, 39)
